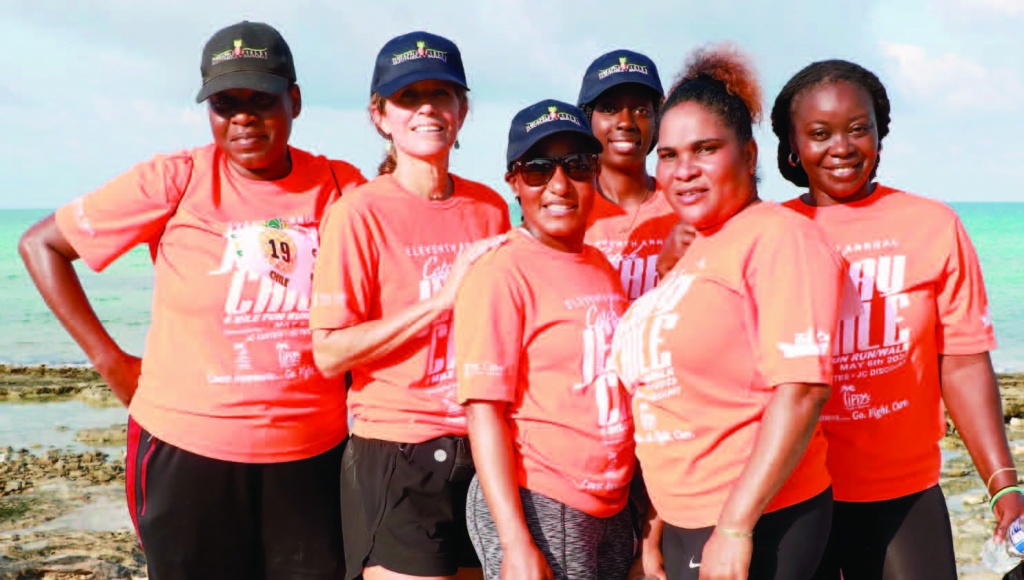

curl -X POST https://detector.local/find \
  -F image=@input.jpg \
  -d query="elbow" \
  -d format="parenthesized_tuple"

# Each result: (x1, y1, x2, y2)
(311, 331, 345, 379)
(18, 226, 42, 268)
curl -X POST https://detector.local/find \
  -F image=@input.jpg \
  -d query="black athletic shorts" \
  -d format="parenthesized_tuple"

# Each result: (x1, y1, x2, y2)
(812, 484, 957, 580)
(662, 487, 833, 580)
(340, 434, 479, 580)
(126, 417, 346, 580)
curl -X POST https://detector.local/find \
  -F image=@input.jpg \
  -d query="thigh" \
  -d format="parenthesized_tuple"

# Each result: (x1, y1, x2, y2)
(465, 476, 504, 580)
(660, 523, 713, 580)
(594, 506, 635, 580)
(262, 439, 347, 580)
(750, 488, 833, 580)
(132, 423, 261, 580)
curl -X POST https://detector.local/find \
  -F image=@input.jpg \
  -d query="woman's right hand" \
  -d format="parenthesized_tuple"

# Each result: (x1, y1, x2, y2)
(501, 539, 554, 580)
(628, 546, 667, 580)
(434, 234, 507, 308)
(95, 348, 142, 407)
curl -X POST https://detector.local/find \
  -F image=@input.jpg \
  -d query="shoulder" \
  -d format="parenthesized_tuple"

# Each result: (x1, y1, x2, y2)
(875, 184, 961, 224)
(453, 175, 509, 207)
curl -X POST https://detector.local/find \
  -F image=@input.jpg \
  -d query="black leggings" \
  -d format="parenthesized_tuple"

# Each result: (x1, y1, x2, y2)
(812, 485, 957, 580)
(663, 488, 833, 580)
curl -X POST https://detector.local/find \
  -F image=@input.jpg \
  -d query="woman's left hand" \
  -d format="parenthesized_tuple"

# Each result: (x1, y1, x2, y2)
(698, 529, 752, 580)
(993, 489, 1024, 543)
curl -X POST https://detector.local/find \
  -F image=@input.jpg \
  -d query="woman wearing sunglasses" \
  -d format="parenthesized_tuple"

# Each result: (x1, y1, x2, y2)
(609, 45, 849, 580)
(310, 31, 509, 580)
(457, 99, 635, 580)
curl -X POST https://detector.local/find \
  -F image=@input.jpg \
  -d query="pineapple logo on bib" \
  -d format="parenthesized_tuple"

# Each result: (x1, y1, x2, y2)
(229, 218, 316, 299)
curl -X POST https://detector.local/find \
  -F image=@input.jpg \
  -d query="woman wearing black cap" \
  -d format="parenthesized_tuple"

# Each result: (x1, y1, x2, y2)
(457, 99, 634, 580)
(310, 31, 509, 580)
(577, 50, 694, 302)
(19, 21, 366, 580)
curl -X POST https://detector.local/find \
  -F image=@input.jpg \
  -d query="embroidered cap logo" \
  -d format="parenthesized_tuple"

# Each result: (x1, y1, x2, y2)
(211, 38, 269, 66)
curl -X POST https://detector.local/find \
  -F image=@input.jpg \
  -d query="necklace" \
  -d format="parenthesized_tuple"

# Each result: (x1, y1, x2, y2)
(616, 178, 654, 235)
(428, 176, 455, 201)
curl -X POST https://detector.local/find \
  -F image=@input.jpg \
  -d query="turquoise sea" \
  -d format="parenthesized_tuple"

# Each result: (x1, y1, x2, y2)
(2, 204, 1023, 371)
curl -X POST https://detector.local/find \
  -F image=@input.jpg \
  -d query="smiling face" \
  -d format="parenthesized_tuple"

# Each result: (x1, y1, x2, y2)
(588, 84, 657, 171)
(372, 79, 467, 165)
(655, 101, 757, 231)
(508, 134, 599, 253)
(208, 85, 301, 181)
(790, 80, 879, 205)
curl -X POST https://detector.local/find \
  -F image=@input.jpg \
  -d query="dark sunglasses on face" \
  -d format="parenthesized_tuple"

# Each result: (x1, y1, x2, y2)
(512, 153, 599, 187)
(208, 91, 282, 118)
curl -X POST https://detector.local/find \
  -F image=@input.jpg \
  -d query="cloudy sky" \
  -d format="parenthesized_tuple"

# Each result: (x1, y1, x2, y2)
(1, 0, 1021, 209)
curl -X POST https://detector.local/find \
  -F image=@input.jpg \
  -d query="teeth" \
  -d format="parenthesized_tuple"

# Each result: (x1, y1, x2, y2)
(828, 167, 855, 176)
(545, 204, 575, 214)
(413, 126, 443, 132)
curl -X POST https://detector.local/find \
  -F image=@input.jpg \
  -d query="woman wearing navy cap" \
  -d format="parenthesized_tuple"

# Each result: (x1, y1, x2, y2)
(577, 50, 694, 302)
(310, 31, 509, 580)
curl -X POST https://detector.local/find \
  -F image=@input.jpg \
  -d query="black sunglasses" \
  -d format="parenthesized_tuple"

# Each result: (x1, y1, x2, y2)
(208, 91, 283, 118)
(511, 153, 599, 187)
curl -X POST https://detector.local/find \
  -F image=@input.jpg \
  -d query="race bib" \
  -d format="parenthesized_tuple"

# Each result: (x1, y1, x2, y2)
(230, 218, 317, 299)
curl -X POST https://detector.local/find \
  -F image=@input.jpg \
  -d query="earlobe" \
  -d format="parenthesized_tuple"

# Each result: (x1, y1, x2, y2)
(290, 85, 303, 119)
(746, 139, 758, 173)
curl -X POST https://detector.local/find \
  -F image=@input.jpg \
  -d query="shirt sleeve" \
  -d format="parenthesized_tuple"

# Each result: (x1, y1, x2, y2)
(54, 152, 193, 272)
(748, 219, 847, 387)
(456, 252, 524, 404)
(310, 197, 377, 330)
(329, 160, 368, 196)
(935, 214, 997, 354)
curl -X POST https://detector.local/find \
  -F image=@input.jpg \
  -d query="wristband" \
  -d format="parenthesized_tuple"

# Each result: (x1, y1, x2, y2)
(989, 485, 1023, 514)
(717, 527, 753, 539)
(986, 467, 1018, 494)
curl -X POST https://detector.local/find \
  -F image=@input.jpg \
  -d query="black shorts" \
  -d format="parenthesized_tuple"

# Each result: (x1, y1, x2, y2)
(662, 487, 833, 580)
(126, 417, 346, 580)
(812, 484, 957, 580)
(340, 434, 479, 580)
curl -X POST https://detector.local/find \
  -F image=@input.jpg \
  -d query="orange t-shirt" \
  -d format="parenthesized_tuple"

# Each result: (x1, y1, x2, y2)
(584, 190, 678, 301)
(310, 174, 510, 444)
(456, 230, 633, 517)
(55, 144, 367, 463)
(784, 185, 997, 502)
(609, 202, 846, 529)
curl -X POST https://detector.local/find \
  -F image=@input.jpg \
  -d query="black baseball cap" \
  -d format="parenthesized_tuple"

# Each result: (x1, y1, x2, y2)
(196, 21, 296, 103)
(577, 49, 664, 108)
(371, 31, 468, 97)
(506, 100, 603, 167)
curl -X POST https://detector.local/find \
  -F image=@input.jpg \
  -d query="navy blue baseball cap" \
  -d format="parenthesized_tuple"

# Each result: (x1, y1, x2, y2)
(576, 49, 664, 108)
(196, 21, 296, 103)
(371, 31, 468, 97)
(506, 100, 603, 167)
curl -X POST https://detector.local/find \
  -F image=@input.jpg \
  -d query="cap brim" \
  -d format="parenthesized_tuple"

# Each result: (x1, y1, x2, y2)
(507, 125, 603, 168)
(196, 71, 291, 103)
(375, 70, 469, 98)
(578, 78, 664, 108)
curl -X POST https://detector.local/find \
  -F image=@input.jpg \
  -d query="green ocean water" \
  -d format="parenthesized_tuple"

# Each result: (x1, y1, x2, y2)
(2, 204, 1022, 371)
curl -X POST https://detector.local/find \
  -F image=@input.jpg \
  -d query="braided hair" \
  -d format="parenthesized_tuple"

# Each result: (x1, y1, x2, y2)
(770, 59, 891, 187)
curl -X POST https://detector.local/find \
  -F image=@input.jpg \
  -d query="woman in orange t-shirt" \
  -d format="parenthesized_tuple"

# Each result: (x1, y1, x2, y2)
(772, 59, 1024, 580)
(610, 45, 847, 580)
(19, 21, 365, 579)
(457, 99, 634, 580)
(576, 49, 691, 301)
(310, 31, 508, 580)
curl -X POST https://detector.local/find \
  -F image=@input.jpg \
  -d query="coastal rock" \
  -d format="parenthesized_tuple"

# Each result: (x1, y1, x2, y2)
(75, 425, 128, 448)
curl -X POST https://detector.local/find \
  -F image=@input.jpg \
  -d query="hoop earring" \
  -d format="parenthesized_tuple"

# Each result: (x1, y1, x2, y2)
(787, 152, 799, 167)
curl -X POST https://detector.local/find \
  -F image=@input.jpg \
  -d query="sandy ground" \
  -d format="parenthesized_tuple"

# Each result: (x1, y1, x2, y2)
(2, 365, 1024, 579)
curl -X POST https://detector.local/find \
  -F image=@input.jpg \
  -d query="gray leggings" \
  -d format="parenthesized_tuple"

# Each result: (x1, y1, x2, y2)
(466, 476, 634, 580)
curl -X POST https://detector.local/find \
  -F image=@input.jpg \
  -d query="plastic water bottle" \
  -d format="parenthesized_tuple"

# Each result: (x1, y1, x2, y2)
(981, 518, 1024, 573)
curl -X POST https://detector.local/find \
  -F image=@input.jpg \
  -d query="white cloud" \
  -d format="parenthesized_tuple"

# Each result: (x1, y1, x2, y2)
(879, 42, 1023, 110)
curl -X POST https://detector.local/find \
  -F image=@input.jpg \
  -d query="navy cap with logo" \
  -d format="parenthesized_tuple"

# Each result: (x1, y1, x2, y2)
(576, 49, 664, 108)
(196, 21, 296, 103)
(506, 99, 603, 168)
(371, 31, 468, 97)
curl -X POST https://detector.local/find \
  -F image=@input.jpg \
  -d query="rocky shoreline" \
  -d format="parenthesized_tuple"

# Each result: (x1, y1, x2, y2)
(2, 366, 1024, 579)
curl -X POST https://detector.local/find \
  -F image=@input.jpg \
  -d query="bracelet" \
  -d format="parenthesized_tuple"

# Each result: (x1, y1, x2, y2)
(717, 527, 754, 539)
(989, 486, 1024, 514)
(986, 466, 1018, 494)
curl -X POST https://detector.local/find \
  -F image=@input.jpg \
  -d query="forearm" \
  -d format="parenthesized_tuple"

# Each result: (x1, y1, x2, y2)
(941, 352, 1017, 493)
(18, 216, 123, 364)
(717, 382, 829, 531)
(312, 295, 448, 378)
(465, 402, 533, 547)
